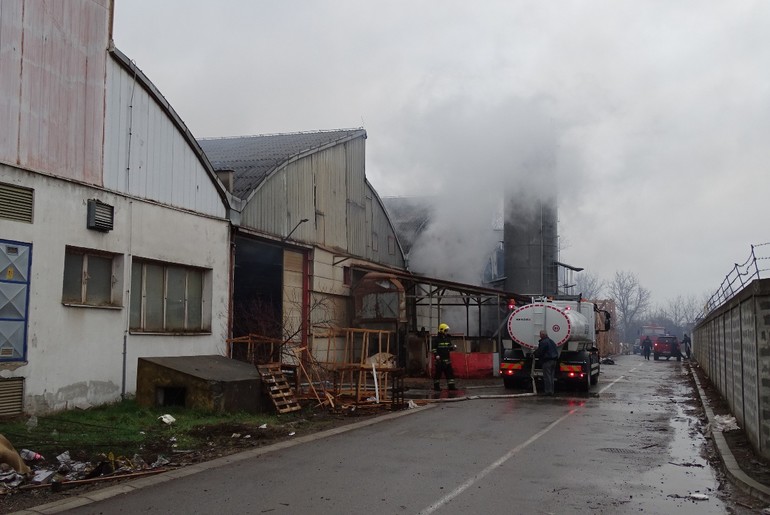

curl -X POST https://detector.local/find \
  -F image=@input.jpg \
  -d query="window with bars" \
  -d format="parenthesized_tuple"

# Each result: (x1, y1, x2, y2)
(130, 259, 210, 333)
(62, 247, 122, 307)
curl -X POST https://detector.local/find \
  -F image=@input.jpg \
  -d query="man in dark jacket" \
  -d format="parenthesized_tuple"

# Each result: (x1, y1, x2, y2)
(535, 330, 559, 396)
(642, 336, 652, 360)
(681, 333, 692, 360)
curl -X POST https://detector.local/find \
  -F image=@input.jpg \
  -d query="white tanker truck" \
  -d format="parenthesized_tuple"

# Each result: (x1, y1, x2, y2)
(499, 297, 610, 391)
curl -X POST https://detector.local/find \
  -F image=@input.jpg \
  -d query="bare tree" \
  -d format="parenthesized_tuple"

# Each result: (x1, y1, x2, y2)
(607, 270, 651, 342)
(575, 271, 605, 301)
(655, 294, 702, 334)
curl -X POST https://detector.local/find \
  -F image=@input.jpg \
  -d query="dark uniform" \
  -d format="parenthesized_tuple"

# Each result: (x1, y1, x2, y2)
(432, 324, 456, 391)
(642, 336, 652, 360)
(682, 334, 692, 359)
(535, 331, 559, 395)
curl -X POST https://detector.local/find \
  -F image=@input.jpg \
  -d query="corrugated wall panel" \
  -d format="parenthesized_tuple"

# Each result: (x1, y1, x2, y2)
(2, 0, 108, 184)
(346, 139, 367, 256)
(240, 134, 403, 268)
(346, 139, 366, 201)
(368, 186, 405, 268)
(242, 169, 286, 234)
(313, 146, 348, 250)
(104, 59, 226, 218)
(0, 1, 23, 162)
(286, 159, 315, 241)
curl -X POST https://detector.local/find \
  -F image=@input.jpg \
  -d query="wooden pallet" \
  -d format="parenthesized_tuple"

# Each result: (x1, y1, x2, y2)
(258, 365, 302, 414)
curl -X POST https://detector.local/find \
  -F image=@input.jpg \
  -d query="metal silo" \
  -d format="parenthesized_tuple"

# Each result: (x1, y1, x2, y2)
(503, 196, 558, 296)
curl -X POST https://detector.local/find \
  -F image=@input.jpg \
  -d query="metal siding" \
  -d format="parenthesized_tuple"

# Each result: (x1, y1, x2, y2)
(0, 1, 23, 162)
(346, 140, 367, 256)
(12, 0, 108, 184)
(242, 168, 285, 234)
(313, 146, 347, 249)
(369, 188, 405, 268)
(286, 159, 314, 241)
(104, 59, 225, 218)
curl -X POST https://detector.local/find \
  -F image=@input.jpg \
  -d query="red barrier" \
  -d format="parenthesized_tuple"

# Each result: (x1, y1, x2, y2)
(450, 352, 494, 379)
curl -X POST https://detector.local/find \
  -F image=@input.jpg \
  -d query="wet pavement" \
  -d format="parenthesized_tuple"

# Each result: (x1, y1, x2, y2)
(13, 354, 770, 514)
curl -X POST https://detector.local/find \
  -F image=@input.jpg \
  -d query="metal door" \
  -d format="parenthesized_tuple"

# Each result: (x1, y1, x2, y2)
(0, 239, 31, 361)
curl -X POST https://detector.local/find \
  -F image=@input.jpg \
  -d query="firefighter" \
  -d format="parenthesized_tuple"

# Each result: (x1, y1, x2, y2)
(432, 323, 457, 391)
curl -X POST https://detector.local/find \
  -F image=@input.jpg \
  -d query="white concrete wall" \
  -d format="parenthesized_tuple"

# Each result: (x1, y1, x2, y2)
(0, 165, 230, 413)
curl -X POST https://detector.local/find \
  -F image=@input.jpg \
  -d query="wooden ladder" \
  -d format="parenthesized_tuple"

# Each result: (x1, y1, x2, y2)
(258, 364, 302, 414)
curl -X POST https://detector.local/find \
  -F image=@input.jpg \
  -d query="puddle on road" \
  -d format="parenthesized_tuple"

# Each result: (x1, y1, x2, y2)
(636, 401, 727, 514)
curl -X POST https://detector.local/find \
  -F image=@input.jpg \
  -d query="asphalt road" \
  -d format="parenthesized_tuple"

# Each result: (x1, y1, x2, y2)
(57, 354, 748, 514)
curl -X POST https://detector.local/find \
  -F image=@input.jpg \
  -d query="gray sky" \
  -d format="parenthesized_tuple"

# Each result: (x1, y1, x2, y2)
(113, 0, 770, 306)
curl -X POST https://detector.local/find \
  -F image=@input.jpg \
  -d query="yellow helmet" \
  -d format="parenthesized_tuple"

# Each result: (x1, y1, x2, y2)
(438, 323, 450, 332)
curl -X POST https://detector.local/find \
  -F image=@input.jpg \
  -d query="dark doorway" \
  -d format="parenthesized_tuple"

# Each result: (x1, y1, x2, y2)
(233, 236, 283, 339)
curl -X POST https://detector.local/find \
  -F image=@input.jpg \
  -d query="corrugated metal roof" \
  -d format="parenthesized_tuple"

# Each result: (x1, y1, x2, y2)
(198, 129, 366, 199)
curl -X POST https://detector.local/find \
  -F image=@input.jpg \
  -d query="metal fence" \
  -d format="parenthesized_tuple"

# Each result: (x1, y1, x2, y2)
(699, 243, 770, 319)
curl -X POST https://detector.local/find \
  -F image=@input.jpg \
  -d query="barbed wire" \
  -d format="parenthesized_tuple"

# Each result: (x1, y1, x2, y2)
(698, 243, 770, 319)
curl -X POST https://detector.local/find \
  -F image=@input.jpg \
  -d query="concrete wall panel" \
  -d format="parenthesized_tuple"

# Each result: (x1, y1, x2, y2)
(756, 295, 770, 454)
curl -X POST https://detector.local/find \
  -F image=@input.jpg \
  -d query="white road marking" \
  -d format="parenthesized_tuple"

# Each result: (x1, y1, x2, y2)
(598, 375, 625, 395)
(417, 409, 578, 515)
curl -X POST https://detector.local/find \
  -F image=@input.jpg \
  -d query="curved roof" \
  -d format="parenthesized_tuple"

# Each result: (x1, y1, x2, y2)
(199, 129, 366, 199)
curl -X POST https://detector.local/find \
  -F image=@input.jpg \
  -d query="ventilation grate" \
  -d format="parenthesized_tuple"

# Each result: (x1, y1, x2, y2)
(0, 182, 34, 223)
(87, 199, 114, 232)
(0, 377, 24, 416)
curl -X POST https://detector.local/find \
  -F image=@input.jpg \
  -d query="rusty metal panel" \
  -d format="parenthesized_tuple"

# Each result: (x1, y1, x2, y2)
(103, 58, 226, 218)
(9, 0, 109, 184)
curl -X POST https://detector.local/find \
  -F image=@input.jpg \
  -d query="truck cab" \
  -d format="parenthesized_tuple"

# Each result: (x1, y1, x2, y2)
(653, 335, 680, 360)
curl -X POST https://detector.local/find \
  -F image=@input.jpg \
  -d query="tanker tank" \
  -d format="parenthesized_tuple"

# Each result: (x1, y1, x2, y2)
(506, 301, 592, 352)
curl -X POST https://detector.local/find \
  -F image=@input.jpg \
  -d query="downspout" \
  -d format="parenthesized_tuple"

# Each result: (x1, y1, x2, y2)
(122, 66, 138, 399)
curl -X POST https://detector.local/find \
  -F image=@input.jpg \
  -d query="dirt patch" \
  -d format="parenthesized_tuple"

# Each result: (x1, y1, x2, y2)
(0, 410, 383, 514)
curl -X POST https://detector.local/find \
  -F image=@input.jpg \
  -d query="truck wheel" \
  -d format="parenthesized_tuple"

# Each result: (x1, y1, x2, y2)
(653, 354, 659, 360)
(582, 369, 591, 392)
